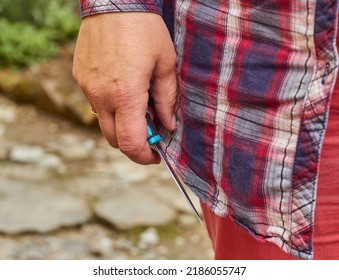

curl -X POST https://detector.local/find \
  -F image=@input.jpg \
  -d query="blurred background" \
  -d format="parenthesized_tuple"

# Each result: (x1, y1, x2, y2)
(0, 0, 213, 260)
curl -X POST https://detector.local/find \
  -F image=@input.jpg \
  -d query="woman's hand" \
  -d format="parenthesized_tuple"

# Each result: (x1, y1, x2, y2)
(73, 12, 177, 164)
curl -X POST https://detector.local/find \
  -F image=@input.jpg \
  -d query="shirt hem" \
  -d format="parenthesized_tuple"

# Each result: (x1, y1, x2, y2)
(163, 149, 313, 260)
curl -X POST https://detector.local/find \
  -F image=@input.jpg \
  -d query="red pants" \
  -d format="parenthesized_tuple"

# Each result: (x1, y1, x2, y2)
(201, 50, 339, 261)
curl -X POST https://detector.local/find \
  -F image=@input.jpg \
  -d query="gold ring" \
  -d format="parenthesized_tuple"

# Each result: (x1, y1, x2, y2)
(91, 108, 98, 117)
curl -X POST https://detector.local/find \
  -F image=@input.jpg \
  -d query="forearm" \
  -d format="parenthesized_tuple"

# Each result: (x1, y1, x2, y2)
(80, 0, 163, 18)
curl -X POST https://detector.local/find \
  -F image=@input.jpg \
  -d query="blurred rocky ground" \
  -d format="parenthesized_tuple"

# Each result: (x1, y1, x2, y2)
(0, 50, 213, 259)
(0, 43, 96, 126)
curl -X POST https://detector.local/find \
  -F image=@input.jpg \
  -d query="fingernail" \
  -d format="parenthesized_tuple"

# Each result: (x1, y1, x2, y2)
(171, 114, 177, 129)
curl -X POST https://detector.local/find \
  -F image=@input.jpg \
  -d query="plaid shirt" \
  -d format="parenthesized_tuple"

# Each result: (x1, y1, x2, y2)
(80, 0, 339, 259)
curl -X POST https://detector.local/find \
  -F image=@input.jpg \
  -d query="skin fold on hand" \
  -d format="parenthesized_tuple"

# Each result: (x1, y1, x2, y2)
(73, 12, 178, 165)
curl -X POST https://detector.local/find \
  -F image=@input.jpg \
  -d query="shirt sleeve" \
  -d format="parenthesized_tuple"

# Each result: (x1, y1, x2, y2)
(80, 0, 163, 18)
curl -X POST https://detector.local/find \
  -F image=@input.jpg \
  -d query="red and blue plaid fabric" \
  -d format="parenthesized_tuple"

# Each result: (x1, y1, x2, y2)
(80, 0, 339, 259)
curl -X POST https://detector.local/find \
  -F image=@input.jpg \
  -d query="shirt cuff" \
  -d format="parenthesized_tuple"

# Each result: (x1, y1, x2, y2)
(80, 0, 163, 18)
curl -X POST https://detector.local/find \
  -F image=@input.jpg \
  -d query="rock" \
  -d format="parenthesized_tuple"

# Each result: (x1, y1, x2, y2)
(178, 214, 197, 228)
(57, 146, 91, 161)
(0, 180, 91, 234)
(0, 60, 97, 126)
(138, 228, 159, 249)
(0, 239, 18, 260)
(141, 184, 203, 215)
(115, 238, 134, 250)
(110, 161, 149, 183)
(0, 124, 5, 138)
(40, 72, 96, 125)
(16, 106, 38, 124)
(0, 105, 16, 123)
(47, 123, 59, 134)
(142, 250, 157, 260)
(19, 243, 46, 260)
(93, 148, 109, 162)
(0, 141, 9, 160)
(51, 239, 89, 260)
(9, 145, 45, 163)
(82, 139, 96, 151)
(38, 154, 66, 173)
(129, 247, 141, 257)
(207, 249, 215, 259)
(89, 236, 114, 257)
(175, 236, 185, 246)
(156, 245, 169, 255)
(170, 190, 203, 215)
(0, 223, 120, 260)
(190, 234, 201, 244)
(38, 154, 62, 168)
(0, 147, 8, 160)
(65, 175, 120, 198)
(0, 164, 51, 181)
(58, 134, 76, 145)
(8, 145, 64, 171)
(147, 164, 172, 181)
(48, 135, 96, 161)
(94, 188, 176, 230)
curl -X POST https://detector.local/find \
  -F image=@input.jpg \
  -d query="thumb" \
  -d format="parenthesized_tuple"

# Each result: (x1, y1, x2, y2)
(151, 61, 178, 131)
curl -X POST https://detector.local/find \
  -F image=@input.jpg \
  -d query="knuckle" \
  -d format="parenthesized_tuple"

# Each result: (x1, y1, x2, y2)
(77, 74, 108, 94)
(83, 81, 102, 96)
(74, 72, 144, 112)
(111, 86, 146, 111)
(89, 78, 133, 103)
(80, 80, 109, 105)
(111, 90, 131, 106)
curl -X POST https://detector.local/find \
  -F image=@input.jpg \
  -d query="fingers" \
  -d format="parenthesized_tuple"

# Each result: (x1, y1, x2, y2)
(114, 99, 161, 165)
(152, 48, 178, 132)
(97, 109, 161, 165)
(152, 71, 178, 131)
(96, 111, 118, 148)
(89, 73, 177, 165)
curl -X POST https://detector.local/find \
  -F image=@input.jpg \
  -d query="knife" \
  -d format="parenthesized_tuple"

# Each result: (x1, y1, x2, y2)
(146, 110, 205, 228)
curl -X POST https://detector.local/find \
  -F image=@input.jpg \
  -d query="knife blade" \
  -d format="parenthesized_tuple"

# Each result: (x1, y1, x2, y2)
(146, 111, 205, 228)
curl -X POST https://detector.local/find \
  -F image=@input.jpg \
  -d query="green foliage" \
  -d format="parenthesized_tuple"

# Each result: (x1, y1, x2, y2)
(0, 19, 58, 67)
(43, 1, 80, 41)
(0, 0, 45, 23)
(0, 0, 79, 27)
(0, 0, 80, 68)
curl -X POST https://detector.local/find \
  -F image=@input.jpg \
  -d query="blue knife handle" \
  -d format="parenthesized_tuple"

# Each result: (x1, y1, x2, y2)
(146, 110, 161, 145)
